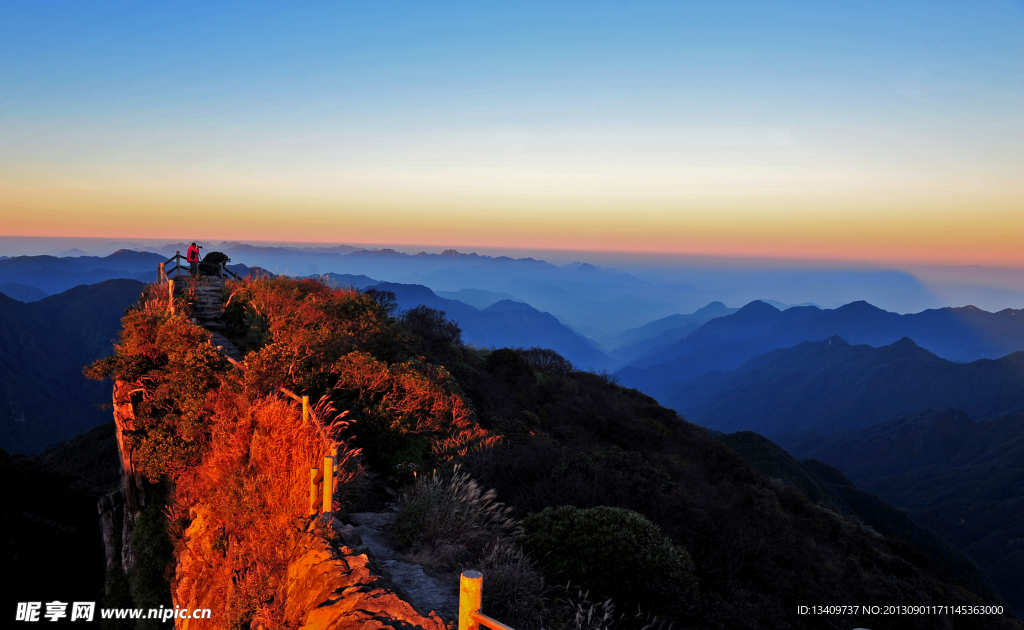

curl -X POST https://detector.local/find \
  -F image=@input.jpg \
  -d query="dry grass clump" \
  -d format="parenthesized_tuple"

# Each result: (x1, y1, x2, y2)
(477, 540, 547, 630)
(172, 394, 364, 628)
(542, 585, 671, 630)
(392, 465, 520, 562)
(392, 467, 549, 629)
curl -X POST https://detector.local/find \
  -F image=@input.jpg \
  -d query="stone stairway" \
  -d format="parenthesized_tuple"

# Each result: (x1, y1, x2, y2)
(173, 276, 244, 363)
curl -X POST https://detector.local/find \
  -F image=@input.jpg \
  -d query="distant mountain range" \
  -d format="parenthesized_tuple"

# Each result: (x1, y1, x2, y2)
(0, 282, 47, 302)
(0, 249, 163, 296)
(605, 301, 736, 363)
(779, 409, 1024, 614)
(668, 336, 1024, 435)
(0, 279, 144, 454)
(617, 299, 1024, 401)
(434, 288, 523, 310)
(367, 281, 612, 371)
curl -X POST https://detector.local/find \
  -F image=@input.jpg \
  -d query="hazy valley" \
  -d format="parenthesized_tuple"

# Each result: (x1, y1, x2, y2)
(3, 242, 1024, 626)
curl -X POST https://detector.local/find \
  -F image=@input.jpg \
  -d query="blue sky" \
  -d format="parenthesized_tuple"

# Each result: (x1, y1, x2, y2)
(2, 1, 1022, 264)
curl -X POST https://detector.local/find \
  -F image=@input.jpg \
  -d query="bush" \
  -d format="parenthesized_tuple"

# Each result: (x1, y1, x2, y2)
(392, 467, 547, 628)
(486, 348, 535, 382)
(86, 293, 228, 482)
(476, 541, 546, 630)
(517, 347, 573, 375)
(400, 305, 463, 366)
(391, 465, 520, 566)
(519, 506, 696, 611)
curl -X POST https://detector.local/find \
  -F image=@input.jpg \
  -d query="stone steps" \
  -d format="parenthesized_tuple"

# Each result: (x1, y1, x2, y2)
(170, 277, 245, 363)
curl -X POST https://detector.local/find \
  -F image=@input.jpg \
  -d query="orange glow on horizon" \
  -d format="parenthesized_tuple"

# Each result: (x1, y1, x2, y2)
(2, 171, 1022, 268)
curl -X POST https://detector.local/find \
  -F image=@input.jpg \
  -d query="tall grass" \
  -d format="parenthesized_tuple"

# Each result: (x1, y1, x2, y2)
(172, 394, 364, 627)
(392, 465, 520, 563)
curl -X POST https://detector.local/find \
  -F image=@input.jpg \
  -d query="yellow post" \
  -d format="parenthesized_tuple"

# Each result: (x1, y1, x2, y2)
(309, 468, 321, 516)
(167, 279, 175, 314)
(459, 570, 483, 630)
(331, 446, 339, 474)
(302, 396, 309, 424)
(158, 261, 165, 283)
(323, 456, 334, 516)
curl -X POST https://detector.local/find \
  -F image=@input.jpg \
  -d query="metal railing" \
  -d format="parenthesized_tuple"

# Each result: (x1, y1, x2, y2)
(157, 250, 240, 283)
(459, 571, 515, 630)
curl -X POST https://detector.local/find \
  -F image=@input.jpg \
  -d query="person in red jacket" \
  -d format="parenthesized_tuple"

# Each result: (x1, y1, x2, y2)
(186, 242, 201, 277)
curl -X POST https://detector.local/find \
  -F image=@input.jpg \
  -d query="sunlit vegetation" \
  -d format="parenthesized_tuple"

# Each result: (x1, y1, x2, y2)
(86, 277, 498, 626)
(87, 277, 1023, 630)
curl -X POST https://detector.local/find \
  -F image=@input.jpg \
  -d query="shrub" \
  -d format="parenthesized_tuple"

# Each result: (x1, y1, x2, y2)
(363, 288, 398, 315)
(476, 540, 546, 630)
(400, 305, 463, 366)
(392, 467, 546, 628)
(486, 348, 535, 383)
(543, 584, 670, 630)
(391, 465, 520, 566)
(517, 347, 573, 375)
(86, 290, 228, 482)
(519, 506, 696, 611)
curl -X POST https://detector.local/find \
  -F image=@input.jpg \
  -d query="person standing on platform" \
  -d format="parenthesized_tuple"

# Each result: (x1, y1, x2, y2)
(186, 242, 201, 277)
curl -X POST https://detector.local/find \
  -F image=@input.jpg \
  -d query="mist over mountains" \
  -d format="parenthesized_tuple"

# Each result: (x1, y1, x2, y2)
(617, 299, 1024, 402)
(670, 336, 1024, 435)
(366, 281, 612, 371)
(0, 250, 162, 296)
(10, 236, 1024, 334)
(0, 279, 145, 454)
(3, 240, 1024, 618)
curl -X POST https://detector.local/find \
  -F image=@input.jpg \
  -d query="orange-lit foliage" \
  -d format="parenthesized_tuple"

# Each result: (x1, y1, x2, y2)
(226, 276, 404, 395)
(333, 352, 498, 459)
(224, 276, 498, 469)
(172, 393, 361, 627)
(86, 283, 225, 481)
(90, 275, 498, 626)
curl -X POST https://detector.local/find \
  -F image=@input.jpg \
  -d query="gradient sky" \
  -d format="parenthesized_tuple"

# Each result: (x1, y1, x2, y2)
(2, 1, 1022, 265)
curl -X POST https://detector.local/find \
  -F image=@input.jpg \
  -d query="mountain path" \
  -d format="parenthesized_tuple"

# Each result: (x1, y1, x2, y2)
(347, 507, 459, 623)
(173, 275, 244, 362)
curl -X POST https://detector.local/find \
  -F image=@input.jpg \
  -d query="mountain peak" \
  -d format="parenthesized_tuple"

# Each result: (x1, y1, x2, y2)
(890, 336, 921, 349)
(836, 300, 884, 313)
(822, 335, 849, 347)
(737, 300, 780, 315)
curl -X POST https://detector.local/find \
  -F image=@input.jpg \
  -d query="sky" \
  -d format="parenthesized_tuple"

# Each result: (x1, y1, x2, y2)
(2, 1, 1023, 266)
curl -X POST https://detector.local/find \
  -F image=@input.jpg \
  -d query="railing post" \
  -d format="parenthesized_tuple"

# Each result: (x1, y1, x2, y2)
(309, 468, 321, 516)
(175, 251, 181, 277)
(459, 571, 483, 630)
(219, 262, 225, 279)
(302, 396, 309, 424)
(167, 279, 175, 314)
(158, 261, 165, 283)
(323, 456, 334, 516)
